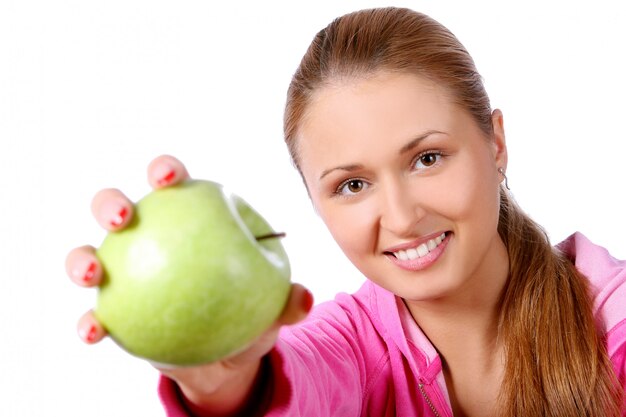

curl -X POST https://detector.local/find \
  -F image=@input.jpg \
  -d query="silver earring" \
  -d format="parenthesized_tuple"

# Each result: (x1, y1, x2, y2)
(498, 167, 510, 190)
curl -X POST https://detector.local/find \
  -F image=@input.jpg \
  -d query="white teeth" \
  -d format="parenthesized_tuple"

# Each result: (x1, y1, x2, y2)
(416, 243, 429, 257)
(392, 233, 447, 261)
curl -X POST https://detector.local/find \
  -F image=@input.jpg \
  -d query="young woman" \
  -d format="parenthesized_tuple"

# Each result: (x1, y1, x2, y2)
(66, 7, 626, 416)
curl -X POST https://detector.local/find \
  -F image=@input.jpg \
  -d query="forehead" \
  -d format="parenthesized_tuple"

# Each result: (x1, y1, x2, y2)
(305, 71, 452, 122)
(296, 72, 462, 169)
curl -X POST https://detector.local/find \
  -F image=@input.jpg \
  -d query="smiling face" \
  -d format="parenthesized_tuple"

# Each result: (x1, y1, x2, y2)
(297, 72, 509, 305)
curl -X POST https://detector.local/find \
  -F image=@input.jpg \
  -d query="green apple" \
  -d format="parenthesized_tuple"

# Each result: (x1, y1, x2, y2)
(95, 180, 291, 366)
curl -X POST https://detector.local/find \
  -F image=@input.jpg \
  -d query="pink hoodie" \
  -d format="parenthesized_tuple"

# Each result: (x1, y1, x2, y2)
(159, 232, 626, 416)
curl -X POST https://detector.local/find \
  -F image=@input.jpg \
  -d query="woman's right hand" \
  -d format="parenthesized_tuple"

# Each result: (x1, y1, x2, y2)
(65, 155, 313, 416)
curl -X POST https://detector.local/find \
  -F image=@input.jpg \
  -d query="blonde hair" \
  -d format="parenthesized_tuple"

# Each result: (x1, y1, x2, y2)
(284, 7, 622, 416)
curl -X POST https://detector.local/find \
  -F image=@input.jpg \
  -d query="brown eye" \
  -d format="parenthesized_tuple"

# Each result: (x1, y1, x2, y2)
(414, 152, 442, 169)
(421, 154, 437, 166)
(347, 180, 363, 193)
(337, 179, 368, 196)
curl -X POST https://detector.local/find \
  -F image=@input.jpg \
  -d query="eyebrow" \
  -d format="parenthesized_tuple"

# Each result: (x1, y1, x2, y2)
(319, 163, 364, 181)
(398, 130, 446, 155)
(318, 130, 447, 181)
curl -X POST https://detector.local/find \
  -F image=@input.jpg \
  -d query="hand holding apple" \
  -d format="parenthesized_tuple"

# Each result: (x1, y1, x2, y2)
(96, 179, 292, 365)
(66, 155, 313, 413)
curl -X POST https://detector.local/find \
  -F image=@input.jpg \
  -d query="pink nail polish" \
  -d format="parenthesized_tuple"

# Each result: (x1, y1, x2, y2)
(79, 324, 98, 343)
(157, 169, 176, 186)
(85, 325, 98, 343)
(110, 206, 128, 227)
(82, 262, 97, 283)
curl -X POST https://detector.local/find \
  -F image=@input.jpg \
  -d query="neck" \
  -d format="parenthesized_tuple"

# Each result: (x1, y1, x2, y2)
(406, 296, 502, 357)
(405, 236, 509, 355)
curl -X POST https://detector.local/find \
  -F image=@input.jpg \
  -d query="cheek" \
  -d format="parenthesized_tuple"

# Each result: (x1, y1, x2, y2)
(428, 158, 500, 225)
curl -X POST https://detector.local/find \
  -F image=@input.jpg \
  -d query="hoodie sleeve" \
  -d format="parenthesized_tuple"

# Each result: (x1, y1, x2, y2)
(158, 376, 192, 417)
(158, 290, 386, 416)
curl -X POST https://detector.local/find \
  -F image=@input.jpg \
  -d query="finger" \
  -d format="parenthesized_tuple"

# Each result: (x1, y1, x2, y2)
(91, 188, 134, 231)
(277, 283, 314, 326)
(147, 155, 190, 189)
(65, 245, 103, 287)
(77, 310, 108, 344)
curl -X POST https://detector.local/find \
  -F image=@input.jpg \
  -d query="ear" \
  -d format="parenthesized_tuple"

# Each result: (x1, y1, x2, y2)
(491, 109, 508, 171)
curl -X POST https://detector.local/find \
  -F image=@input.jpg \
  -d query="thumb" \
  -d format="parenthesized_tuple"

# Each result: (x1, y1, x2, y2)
(277, 283, 314, 326)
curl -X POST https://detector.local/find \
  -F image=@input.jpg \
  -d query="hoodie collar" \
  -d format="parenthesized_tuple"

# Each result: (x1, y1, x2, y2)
(367, 281, 443, 382)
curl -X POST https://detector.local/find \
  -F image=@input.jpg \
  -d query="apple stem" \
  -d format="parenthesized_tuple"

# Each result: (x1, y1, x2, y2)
(255, 232, 286, 241)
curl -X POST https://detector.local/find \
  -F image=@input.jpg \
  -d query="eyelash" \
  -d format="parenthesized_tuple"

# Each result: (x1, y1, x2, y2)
(334, 178, 369, 197)
(412, 150, 444, 170)
(332, 149, 445, 197)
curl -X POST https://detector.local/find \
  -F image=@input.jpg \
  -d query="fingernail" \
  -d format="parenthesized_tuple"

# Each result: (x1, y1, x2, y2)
(155, 163, 176, 187)
(79, 324, 98, 343)
(82, 262, 97, 284)
(71, 258, 98, 284)
(158, 170, 176, 186)
(301, 289, 314, 313)
(110, 206, 128, 227)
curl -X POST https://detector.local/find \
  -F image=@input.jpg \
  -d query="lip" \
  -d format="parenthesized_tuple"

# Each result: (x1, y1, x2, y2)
(384, 232, 451, 272)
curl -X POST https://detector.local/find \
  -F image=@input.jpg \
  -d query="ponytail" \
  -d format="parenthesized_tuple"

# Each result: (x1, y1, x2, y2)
(497, 189, 622, 416)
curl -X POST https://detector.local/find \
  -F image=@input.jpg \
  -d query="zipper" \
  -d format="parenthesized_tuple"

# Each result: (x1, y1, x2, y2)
(418, 383, 442, 417)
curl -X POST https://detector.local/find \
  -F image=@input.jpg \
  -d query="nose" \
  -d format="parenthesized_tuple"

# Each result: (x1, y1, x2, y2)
(378, 179, 425, 237)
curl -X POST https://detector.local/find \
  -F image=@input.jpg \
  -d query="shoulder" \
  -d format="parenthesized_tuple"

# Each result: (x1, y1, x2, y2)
(557, 232, 626, 336)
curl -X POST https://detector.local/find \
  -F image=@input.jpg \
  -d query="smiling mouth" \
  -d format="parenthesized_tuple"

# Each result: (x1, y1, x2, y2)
(385, 232, 448, 260)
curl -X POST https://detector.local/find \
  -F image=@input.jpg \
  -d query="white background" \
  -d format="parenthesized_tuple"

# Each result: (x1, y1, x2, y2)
(1, 0, 625, 415)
